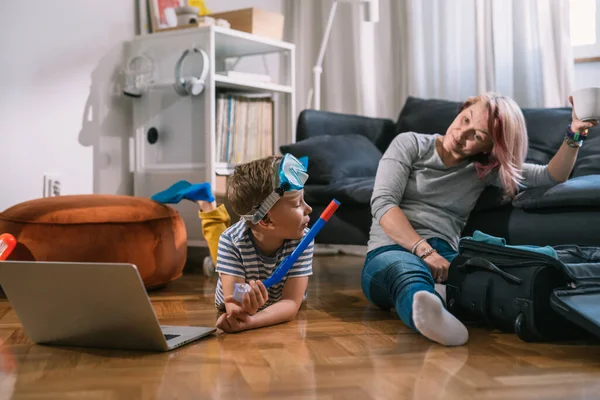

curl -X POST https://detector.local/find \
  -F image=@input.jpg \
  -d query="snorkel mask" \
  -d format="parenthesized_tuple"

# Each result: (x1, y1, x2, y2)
(241, 154, 309, 225)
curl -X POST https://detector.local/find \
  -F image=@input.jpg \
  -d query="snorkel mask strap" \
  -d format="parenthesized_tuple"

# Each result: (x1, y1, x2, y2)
(241, 155, 308, 225)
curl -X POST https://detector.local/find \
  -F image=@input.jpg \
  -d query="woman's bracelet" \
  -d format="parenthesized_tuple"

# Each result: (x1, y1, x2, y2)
(411, 238, 427, 255)
(564, 136, 583, 148)
(420, 247, 437, 260)
(564, 124, 588, 148)
(566, 124, 588, 141)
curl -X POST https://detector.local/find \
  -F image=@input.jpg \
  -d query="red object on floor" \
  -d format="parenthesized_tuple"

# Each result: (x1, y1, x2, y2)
(0, 233, 16, 260)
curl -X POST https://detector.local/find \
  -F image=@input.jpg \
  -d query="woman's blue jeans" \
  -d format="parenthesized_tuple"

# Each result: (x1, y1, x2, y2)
(361, 238, 458, 331)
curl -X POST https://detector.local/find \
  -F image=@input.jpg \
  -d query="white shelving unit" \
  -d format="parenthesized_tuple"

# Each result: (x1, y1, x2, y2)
(126, 25, 295, 247)
(214, 74, 293, 93)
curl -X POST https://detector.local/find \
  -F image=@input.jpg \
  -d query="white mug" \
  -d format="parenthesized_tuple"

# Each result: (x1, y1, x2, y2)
(572, 87, 600, 122)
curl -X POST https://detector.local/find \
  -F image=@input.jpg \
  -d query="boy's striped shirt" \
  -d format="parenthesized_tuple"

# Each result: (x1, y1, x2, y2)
(215, 219, 314, 311)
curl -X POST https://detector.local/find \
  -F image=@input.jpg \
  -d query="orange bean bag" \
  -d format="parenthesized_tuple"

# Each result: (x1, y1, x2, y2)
(0, 195, 187, 290)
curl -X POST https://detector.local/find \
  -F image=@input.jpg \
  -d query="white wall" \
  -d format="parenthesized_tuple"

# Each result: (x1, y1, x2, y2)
(0, 0, 136, 211)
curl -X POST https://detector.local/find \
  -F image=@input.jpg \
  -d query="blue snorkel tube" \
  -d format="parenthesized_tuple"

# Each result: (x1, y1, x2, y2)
(233, 198, 341, 302)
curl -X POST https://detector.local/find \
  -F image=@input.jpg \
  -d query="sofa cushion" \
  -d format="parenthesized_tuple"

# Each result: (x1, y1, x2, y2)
(396, 96, 462, 136)
(295, 109, 397, 152)
(512, 175, 600, 210)
(571, 129, 600, 178)
(463, 206, 600, 247)
(304, 177, 375, 206)
(520, 107, 572, 165)
(280, 135, 382, 184)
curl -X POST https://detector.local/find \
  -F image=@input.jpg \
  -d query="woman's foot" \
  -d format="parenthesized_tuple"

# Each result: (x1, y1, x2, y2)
(412, 291, 468, 346)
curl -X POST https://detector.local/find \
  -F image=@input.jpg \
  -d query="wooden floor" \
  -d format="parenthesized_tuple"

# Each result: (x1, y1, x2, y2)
(1, 255, 600, 399)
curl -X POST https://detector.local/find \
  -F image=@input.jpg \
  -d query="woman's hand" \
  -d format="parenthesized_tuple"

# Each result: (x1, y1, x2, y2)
(569, 96, 599, 133)
(422, 252, 450, 283)
(547, 96, 599, 182)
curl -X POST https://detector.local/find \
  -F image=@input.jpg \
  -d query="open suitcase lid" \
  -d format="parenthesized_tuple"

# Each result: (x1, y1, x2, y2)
(551, 245, 600, 339)
(550, 287, 600, 339)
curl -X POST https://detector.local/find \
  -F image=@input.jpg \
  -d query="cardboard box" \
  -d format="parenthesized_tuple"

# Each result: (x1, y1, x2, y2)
(209, 8, 284, 41)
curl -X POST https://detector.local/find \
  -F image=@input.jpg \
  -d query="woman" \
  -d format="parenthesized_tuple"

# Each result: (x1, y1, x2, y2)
(362, 92, 598, 346)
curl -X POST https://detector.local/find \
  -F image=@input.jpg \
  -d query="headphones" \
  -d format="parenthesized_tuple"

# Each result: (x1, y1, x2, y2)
(174, 47, 209, 96)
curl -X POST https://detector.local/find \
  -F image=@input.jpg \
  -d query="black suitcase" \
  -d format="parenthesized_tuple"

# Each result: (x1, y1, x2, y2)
(446, 234, 600, 342)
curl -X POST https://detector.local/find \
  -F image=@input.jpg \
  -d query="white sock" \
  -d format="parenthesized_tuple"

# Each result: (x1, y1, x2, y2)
(412, 291, 468, 347)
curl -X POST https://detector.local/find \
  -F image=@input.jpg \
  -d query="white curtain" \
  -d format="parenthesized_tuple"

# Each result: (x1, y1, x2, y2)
(473, 0, 573, 107)
(284, 0, 574, 120)
(283, 0, 365, 116)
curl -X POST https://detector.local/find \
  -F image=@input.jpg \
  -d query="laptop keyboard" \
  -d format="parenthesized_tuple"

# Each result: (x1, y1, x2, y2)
(164, 334, 181, 341)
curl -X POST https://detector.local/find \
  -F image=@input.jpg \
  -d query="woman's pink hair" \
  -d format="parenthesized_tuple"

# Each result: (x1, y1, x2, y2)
(460, 92, 528, 198)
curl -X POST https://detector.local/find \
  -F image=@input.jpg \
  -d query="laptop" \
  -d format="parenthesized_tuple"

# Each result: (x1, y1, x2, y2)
(0, 261, 216, 352)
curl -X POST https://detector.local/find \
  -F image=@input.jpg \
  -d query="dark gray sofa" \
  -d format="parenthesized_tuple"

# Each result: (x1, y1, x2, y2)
(280, 96, 600, 247)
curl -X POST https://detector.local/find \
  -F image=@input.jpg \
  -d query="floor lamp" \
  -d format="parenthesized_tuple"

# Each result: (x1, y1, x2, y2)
(309, 0, 379, 110)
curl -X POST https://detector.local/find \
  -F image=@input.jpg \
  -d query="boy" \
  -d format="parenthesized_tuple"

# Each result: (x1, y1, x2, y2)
(151, 154, 314, 333)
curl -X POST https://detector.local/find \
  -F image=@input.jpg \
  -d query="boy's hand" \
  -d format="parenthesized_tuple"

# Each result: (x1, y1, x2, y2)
(225, 280, 268, 315)
(216, 311, 253, 333)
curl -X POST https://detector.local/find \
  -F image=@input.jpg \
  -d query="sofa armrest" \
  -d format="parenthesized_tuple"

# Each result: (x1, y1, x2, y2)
(512, 175, 600, 210)
(296, 109, 397, 152)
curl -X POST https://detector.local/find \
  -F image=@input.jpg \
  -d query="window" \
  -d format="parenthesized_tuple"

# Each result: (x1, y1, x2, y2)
(570, 0, 596, 46)
(571, 0, 600, 60)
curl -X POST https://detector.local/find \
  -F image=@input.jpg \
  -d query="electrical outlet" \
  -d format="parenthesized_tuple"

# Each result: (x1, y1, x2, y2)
(43, 175, 61, 197)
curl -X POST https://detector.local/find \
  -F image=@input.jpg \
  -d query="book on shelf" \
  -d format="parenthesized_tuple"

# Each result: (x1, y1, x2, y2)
(216, 92, 274, 165)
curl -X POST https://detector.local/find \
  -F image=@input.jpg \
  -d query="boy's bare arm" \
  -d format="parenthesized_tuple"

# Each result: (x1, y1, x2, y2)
(246, 276, 309, 330)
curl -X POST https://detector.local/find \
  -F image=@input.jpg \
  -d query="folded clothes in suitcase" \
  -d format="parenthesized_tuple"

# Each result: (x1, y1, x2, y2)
(446, 230, 600, 342)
